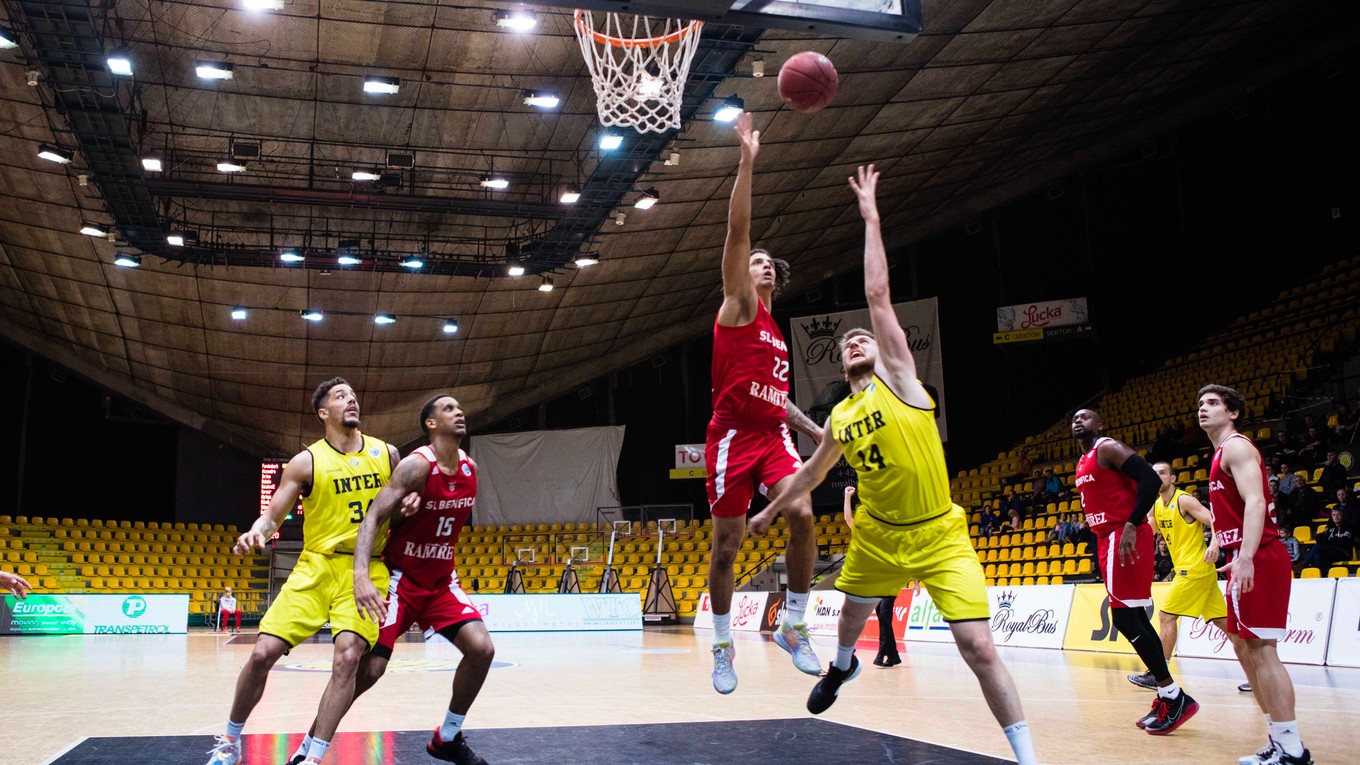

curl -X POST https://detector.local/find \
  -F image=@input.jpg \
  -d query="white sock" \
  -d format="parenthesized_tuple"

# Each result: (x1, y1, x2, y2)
(1157, 680, 1181, 700)
(225, 721, 244, 739)
(304, 737, 330, 763)
(1002, 721, 1038, 765)
(438, 711, 466, 742)
(713, 612, 732, 643)
(834, 643, 855, 671)
(784, 591, 808, 627)
(292, 735, 313, 761)
(1269, 720, 1303, 758)
(1263, 713, 1272, 736)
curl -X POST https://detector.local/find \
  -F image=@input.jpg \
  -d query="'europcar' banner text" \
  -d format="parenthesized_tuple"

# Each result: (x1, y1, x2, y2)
(1, 594, 189, 634)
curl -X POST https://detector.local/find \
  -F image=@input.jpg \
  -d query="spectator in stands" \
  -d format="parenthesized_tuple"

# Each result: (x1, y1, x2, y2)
(1153, 536, 1174, 582)
(1298, 425, 1331, 469)
(1267, 477, 1288, 527)
(218, 586, 242, 634)
(1003, 506, 1021, 533)
(1278, 525, 1301, 567)
(1046, 513, 1071, 544)
(1334, 400, 1360, 442)
(1300, 508, 1355, 570)
(1319, 450, 1349, 496)
(997, 487, 1024, 521)
(1287, 472, 1323, 528)
(0, 569, 31, 599)
(1042, 468, 1065, 502)
(1264, 430, 1299, 464)
(1336, 487, 1360, 534)
(1275, 461, 1300, 513)
(1072, 516, 1093, 547)
(979, 501, 1001, 537)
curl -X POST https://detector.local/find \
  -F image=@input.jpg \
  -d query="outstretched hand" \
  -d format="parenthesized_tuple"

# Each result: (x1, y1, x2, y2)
(748, 507, 778, 537)
(735, 111, 760, 162)
(848, 164, 880, 223)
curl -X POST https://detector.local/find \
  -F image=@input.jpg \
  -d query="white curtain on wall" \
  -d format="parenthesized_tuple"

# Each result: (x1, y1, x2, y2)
(471, 426, 625, 526)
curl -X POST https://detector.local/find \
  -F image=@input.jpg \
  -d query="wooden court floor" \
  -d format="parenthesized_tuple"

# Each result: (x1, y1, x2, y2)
(3, 626, 1356, 764)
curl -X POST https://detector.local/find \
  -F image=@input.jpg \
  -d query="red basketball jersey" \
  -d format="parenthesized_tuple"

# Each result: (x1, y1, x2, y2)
(1074, 437, 1137, 535)
(382, 446, 476, 588)
(1208, 432, 1279, 550)
(711, 301, 789, 429)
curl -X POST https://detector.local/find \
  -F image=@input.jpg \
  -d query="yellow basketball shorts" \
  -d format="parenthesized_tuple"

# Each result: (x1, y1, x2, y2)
(258, 550, 390, 650)
(837, 504, 989, 622)
(1161, 569, 1227, 622)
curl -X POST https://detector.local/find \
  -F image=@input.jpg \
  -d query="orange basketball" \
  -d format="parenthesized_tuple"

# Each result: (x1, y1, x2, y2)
(777, 51, 839, 113)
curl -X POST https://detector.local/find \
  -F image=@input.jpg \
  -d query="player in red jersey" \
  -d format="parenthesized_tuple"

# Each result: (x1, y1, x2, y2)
(1198, 385, 1312, 765)
(1071, 409, 1199, 735)
(288, 395, 493, 765)
(705, 111, 824, 694)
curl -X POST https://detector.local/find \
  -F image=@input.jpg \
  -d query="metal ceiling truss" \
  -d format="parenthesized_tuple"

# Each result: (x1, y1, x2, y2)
(10, 1, 761, 278)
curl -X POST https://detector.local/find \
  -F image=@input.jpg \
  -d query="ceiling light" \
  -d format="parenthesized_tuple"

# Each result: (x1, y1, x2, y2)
(634, 188, 659, 209)
(507, 263, 525, 277)
(80, 224, 106, 237)
(613, 210, 626, 226)
(141, 156, 163, 172)
(538, 275, 554, 292)
(400, 257, 423, 269)
(38, 144, 72, 164)
(664, 149, 680, 166)
(337, 255, 361, 266)
(0, 27, 19, 49)
(751, 56, 765, 78)
(113, 254, 140, 268)
(560, 184, 582, 204)
(351, 170, 380, 181)
(715, 95, 745, 123)
(300, 309, 324, 322)
(279, 250, 304, 263)
(598, 131, 623, 151)
(442, 318, 460, 335)
(242, 0, 285, 10)
(574, 255, 599, 267)
(373, 314, 396, 325)
(495, 10, 537, 32)
(481, 176, 509, 190)
(363, 76, 400, 94)
(106, 52, 133, 76)
(195, 61, 234, 80)
(217, 161, 245, 173)
(166, 232, 185, 246)
(522, 90, 560, 109)
(230, 306, 248, 320)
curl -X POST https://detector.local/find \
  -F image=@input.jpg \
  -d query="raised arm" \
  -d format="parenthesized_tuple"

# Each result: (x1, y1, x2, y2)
(785, 400, 823, 444)
(716, 112, 761, 327)
(848, 165, 931, 408)
(353, 454, 430, 622)
(234, 450, 312, 557)
(749, 432, 843, 536)
(842, 485, 856, 529)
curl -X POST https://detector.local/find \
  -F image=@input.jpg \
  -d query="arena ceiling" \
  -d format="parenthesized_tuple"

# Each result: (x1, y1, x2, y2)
(0, 0, 1355, 456)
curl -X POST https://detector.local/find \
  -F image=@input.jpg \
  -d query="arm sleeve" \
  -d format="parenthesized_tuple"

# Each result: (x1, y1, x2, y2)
(1119, 453, 1161, 525)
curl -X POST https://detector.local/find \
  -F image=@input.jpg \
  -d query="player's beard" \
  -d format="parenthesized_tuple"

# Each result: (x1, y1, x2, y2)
(844, 356, 874, 379)
(342, 412, 361, 428)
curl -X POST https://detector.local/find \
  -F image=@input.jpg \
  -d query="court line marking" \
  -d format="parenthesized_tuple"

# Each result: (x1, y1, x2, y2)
(38, 736, 86, 765)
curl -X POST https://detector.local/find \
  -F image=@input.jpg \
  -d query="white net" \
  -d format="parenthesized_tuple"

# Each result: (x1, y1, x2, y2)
(573, 10, 703, 134)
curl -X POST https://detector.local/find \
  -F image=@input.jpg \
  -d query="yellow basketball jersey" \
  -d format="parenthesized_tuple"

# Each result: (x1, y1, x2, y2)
(301, 434, 393, 555)
(1153, 489, 1213, 576)
(829, 375, 952, 525)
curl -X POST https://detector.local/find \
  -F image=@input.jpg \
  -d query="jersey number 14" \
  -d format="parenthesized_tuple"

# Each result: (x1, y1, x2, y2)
(856, 444, 887, 471)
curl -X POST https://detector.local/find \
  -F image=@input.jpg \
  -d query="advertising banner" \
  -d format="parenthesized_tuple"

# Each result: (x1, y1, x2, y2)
(1, 594, 189, 635)
(693, 591, 771, 632)
(996, 298, 1088, 332)
(1326, 578, 1360, 667)
(901, 586, 957, 643)
(1062, 583, 1170, 653)
(987, 585, 1074, 649)
(463, 593, 641, 632)
(860, 589, 914, 643)
(1176, 579, 1334, 665)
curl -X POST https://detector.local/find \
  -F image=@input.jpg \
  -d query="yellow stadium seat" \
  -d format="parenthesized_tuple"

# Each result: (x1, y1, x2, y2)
(1050, 575, 1063, 585)
(1061, 543, 1075, 557)
(1021, 562, 1035, 577)
(1047, 544, 1061, 559)
(996, 563, 1010, 578)
(1035, 561, 1049, 576)
(1062, 559, 1077, 576)
(1294, 526, 1313, 544)
(1022, 577, 1035, 586)
(1299, 567, 1321, 578)
(984, 564, 997, 578)
(1327, 566, 1349, 578)
(1076, 542, 1089, 556)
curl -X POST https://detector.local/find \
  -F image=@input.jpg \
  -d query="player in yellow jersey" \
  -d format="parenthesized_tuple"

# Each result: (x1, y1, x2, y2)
(1124, 462, 1231, 691)
(207, 378, 403, 765)
(753, 166, 1039, 765)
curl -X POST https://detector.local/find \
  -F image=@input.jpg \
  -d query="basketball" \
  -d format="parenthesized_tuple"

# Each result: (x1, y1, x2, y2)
(778, 51, 839, 113)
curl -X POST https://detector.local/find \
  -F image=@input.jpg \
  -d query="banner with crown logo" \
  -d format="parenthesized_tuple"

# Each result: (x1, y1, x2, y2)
(790, 298, 947, 456)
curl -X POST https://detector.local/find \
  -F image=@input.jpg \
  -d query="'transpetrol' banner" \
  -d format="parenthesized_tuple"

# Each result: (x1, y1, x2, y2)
(790, 298, 947, 451)
(1, 594, 189, 634)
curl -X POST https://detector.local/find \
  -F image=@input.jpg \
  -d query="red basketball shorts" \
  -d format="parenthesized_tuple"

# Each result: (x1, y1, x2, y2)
(705, 421, 803, 518)
(375, 569, 483, 656)
(1225, 542, 1292, 641)
(1096, 522, 1154, 608)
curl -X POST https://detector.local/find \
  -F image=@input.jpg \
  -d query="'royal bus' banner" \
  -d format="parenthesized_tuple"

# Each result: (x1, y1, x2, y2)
(1175, 579, 1334, 665)
(988, 585, 1074, 649)
(1062, 583, 1171, 653)
(1326, 578, 1360, 667)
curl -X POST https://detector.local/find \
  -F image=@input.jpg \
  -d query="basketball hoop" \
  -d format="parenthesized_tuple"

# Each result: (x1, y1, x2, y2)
(573, 10, 703, 134)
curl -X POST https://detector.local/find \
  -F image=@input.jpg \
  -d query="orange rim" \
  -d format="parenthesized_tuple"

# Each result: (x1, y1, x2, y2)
(574, 9, 702, 48)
